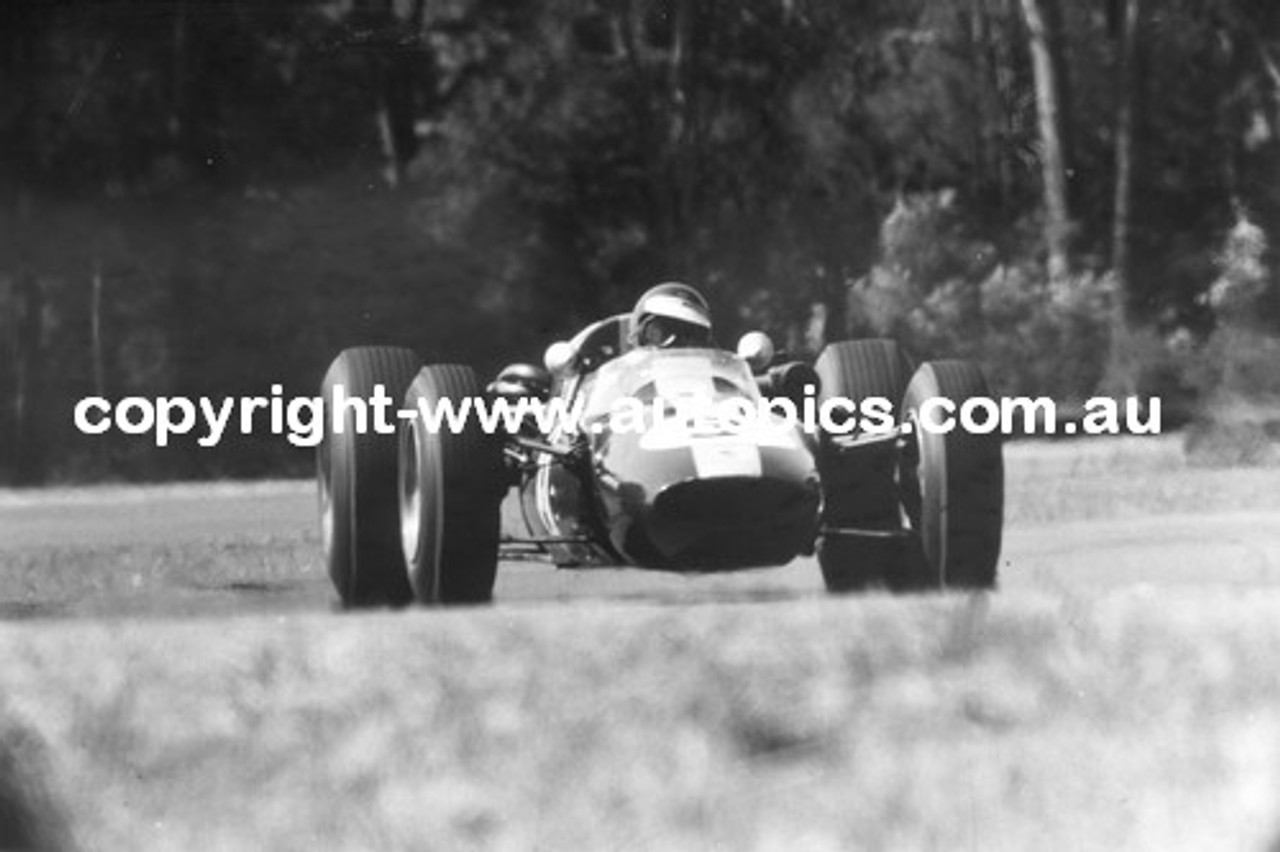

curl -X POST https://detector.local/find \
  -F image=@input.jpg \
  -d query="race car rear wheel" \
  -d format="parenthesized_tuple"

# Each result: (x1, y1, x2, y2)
(814, 339, 914, 591)
(319, 346, 422, 608)
(898, 360, 1004, 590)
(400, 365, 506, 605)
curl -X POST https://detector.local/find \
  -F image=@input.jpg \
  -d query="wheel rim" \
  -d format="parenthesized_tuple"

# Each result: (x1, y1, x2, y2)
(400, 422, 422, 566)
(318, 440, 334, 559)
(899, 410, 924, 526)
(905, 406, 946, 585)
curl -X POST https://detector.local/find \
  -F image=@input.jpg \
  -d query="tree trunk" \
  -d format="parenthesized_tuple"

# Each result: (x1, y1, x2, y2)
(619, 0, 681, 266)
(91, 260, 105, 399)
(1110, 0, 1142, 311)
(1019, 0, 1073, 279)
(362, 0, 427, 187)
(964, 2, 991, 206)
(990, 0, 1020, 215)
(1102, 0, 1145, 398)
(12, 270, 47, 485)
(670, 0, 698, 277)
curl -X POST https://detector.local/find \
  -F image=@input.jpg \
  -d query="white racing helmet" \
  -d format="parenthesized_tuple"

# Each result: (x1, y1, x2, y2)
(630, 282, 712, 348)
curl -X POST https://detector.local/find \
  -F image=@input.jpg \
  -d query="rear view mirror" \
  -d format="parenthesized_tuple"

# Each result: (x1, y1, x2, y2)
(544, 340, 575, 375)
(736, 331, 775, 373)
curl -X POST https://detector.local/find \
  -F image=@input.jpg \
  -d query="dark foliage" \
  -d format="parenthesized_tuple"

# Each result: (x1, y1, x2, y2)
(0, 0, 1277, 481)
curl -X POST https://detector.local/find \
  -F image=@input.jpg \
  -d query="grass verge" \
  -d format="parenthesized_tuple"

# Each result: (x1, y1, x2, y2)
(1, 592, 1279, 851)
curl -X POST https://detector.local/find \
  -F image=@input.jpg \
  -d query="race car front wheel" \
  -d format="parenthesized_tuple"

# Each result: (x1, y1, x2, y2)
(400, 365, 506, 604)
(899, 360, 1004, 590)
(813, 339, 914, 592)
(319, 346, 422, 608)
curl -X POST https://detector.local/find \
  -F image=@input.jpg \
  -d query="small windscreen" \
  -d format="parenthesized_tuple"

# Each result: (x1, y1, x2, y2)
(581, 348, 759, 424)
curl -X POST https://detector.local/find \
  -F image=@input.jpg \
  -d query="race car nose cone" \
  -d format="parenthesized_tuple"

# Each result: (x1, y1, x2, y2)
(624, 475, 819, 570)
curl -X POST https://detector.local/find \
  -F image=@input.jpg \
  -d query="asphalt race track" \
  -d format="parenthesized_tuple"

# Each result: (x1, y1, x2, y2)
(2, 479, 1278, 619)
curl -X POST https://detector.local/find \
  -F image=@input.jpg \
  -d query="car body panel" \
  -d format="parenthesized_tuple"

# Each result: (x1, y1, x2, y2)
(515, 347, 820, 571)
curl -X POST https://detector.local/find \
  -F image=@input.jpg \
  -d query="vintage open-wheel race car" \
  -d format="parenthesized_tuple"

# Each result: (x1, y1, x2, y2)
(317, 317, 1004, 608)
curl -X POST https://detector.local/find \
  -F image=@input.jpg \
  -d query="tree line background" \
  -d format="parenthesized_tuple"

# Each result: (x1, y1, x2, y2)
(2, 0, 1278, 483)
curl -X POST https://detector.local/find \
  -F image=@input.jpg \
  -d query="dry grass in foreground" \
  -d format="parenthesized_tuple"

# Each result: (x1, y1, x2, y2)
(1, 591, 1279, 851)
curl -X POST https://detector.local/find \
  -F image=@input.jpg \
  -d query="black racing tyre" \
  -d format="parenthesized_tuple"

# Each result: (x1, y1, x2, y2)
(319, 346, 422, 608)
(899, 360, 1004, 590)
(813, 339, 914, 592)
(400, 365, 506, 605)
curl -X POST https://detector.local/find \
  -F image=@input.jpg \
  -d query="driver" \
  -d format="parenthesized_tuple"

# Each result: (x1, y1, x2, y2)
(553, 281, 715, 377)
(628, 282, 713, 349)
(550, 281, 715, 471)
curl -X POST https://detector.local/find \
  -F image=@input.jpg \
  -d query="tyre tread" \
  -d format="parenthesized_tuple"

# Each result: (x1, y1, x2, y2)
(813, 339, 913, 591)
(320, 346, 421, 607)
